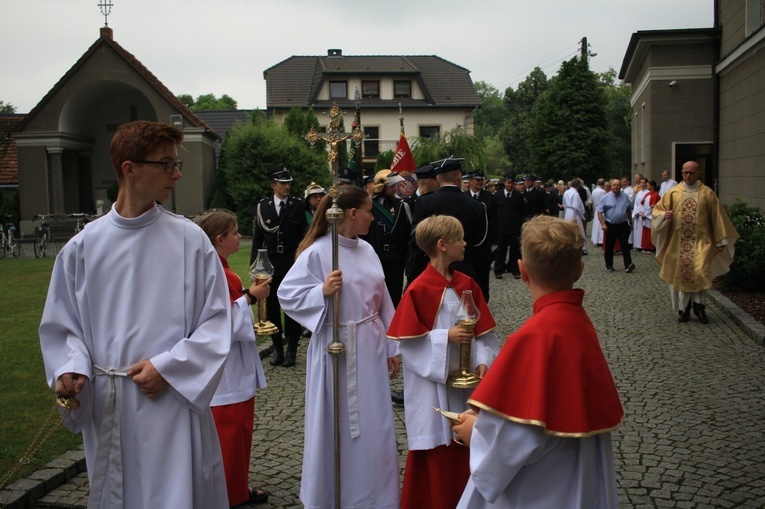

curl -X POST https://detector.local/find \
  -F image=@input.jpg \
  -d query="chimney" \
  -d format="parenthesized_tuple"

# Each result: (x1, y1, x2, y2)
(100, 26, 113, 40)
(327, 49, 342, 57)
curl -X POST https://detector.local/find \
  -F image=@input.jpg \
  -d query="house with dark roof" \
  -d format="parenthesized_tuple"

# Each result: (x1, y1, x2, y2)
(619, 1, 765, 209)
(12, 26, 219, 236)
(0, 115, 24, 196)
(264, 49, 481, 168)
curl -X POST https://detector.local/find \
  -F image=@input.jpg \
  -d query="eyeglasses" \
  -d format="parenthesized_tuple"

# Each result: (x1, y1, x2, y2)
(133, 159, 183, 174)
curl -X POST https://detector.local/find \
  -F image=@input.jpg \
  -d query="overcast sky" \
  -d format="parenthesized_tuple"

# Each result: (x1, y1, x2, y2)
(2, 0, 713, 114)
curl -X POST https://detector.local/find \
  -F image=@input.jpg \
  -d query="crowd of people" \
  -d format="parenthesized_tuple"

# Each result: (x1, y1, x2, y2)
(39, 120, 741, 509)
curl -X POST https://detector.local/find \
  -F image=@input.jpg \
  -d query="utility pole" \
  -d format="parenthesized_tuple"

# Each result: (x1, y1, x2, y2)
(580, 37, 588, 60)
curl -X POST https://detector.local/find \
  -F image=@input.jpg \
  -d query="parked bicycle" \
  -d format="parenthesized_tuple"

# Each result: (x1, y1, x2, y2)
(68, 213, 91, 235)
(1, 214, 20, 259)
(33, 213, 56, 258)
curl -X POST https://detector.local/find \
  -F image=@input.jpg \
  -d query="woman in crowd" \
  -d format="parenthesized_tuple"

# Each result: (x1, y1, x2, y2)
(640, 180, 661, 252)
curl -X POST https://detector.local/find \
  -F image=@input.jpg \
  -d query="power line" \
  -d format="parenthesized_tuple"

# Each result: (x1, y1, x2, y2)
(494, 42, 581, 89)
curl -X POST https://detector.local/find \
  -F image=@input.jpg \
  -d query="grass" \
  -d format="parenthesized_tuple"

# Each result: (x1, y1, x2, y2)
(0, 246, 256, 487)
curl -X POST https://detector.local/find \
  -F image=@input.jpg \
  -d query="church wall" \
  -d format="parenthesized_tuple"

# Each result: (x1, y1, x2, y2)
(718, 49, 765, 210)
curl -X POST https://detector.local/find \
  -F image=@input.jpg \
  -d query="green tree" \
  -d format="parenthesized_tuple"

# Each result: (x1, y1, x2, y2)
(177, 93, 238, 111)
(177, 94, 194, 108)
(527, 57, 611, 184)
(498, 67, 549, 176)
(0, 101, 16, 114)
(412, 128, 485, 171)
(283, 107, 310, 139)
(473, 81, 509, 140)
(215, 116, 329, 232)
(599, 68, 632, 178)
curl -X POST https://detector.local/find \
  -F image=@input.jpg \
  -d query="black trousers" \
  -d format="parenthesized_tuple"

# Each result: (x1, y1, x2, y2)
(495, 230, 520, 275)
(604, 221, 633, 269)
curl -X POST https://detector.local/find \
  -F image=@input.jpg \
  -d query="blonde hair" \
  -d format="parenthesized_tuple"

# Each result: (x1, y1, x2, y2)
(196, 209, 237, 246)
(415, 215, 464, 256)
(521, 215, 582, 287)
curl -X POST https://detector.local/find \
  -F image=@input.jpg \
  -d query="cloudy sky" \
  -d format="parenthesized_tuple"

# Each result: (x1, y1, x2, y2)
(2, 0, 713, 113)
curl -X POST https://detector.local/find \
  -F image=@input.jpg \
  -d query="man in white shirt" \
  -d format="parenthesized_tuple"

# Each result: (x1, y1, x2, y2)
(659, 169, 678, 197)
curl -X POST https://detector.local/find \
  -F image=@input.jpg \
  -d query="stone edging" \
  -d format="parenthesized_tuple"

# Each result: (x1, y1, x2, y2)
(707, 288, 765, 346)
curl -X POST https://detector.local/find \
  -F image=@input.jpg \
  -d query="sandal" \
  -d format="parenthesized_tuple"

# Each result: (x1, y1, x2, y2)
(248, 487, 269, 505)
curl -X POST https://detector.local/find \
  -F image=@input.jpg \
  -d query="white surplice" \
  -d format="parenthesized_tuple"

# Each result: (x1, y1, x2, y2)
(457, 412, 619, 509)
(212, 292, 266, 406)
(397, 289, 498, 451)
(659, 178, 677, 197)
(590, 187, 606, 245)
(563, 188, 587, 251)
(277, 234, 400, 509)
(39, 205, 232, 509)
(632, 188, 649, 249)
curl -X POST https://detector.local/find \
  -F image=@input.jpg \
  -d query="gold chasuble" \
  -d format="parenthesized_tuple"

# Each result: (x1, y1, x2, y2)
(651, 182, 739, 293)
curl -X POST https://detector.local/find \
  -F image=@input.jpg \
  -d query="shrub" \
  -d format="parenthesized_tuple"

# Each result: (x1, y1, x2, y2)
(721, 199, 765, 292)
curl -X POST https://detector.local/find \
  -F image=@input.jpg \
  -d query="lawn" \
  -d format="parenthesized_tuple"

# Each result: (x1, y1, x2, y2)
(0, 246, 254, 487)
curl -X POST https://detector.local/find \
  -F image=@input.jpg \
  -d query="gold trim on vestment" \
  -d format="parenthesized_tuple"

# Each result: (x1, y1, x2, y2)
(468, 399, 623, 438)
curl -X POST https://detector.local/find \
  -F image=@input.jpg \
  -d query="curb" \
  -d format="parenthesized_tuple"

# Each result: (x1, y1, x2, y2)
(708, 288, 765, 346)
(0, 343, 274, 509)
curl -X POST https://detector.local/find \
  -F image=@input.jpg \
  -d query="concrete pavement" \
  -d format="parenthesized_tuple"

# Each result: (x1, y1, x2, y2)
(3, 242, 765, 508)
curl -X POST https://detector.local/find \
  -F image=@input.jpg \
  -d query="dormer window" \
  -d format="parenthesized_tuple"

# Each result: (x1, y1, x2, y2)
(330, 81, 347, 100)
(394, 80, 412, 99)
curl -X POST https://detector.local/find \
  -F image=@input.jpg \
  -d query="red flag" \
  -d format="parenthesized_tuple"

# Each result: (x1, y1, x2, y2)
(390, 134, 417, 175)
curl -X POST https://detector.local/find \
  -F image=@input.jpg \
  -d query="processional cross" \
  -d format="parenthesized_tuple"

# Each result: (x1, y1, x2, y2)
(98, 0, 113, 26)
(305, 104, 365, 199)
(303, 103, 365, 509)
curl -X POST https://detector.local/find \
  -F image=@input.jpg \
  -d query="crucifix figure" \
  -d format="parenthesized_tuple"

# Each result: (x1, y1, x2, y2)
(304, 104, 364, 198)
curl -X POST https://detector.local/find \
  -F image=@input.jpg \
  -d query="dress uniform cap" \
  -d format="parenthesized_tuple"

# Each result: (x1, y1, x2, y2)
(467, 170, 486, 180)
(523, 174, 534, 181)
(414, 164, 437, 180)
(431, 156, 464, 175)
(338, 167, 358, 183)
(268, 167, 293, 182)
(304, 182, 326, 199)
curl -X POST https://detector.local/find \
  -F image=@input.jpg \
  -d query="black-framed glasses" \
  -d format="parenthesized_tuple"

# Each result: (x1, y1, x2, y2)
(133, 159, 183, 174)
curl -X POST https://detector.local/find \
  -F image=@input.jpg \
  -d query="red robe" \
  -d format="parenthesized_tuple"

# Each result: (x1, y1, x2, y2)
(469, 289, 623, 436)
(388, 264, 496, 509)
(387, 264, 496, 340)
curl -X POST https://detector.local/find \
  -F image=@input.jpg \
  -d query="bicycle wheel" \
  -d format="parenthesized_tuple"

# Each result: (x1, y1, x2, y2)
(34, 232, 47, 258)
(9, 233, 20, 258)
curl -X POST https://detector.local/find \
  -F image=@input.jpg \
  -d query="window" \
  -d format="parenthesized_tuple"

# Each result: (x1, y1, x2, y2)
(419, 126, 440, 139)
(364, 126, 379, 158)
(394, 80, 412, 98)
(746, 0, 764, 36)
(362, 81, 380, 99)
(330, 81, 347, 100)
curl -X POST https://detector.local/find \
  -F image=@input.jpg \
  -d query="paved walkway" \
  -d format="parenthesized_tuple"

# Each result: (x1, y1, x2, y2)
(5, 241, 765, 508)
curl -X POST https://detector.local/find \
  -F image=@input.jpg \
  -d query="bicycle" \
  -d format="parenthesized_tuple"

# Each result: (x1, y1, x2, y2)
(68, 213, 91, 235)
(1, 214, 20, 259)
(33, 213, 56, 258)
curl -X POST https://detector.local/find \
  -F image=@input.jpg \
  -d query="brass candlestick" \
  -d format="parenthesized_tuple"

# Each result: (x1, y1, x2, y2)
(447, 290, 481, 389)
(250, 249, 279, 337)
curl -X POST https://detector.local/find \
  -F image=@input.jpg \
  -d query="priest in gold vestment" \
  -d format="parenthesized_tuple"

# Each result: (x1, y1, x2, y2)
(652, 161, 739, 323)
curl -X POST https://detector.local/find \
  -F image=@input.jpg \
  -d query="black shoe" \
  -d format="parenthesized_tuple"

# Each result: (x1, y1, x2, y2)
(678, 302, 692, 323)
(282, 351, 296, 367)
(605, 266, 615, 272)
(582, 251, 588, 256)
(391, 390, 404, 405)
(269, 349, 284, 366)
(625, 263, 636, 273)
(301, 328, 312, 339)
(494, 272, 503, 279)
(512, 272, 521, 279)
(693, 303, 709, 324)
